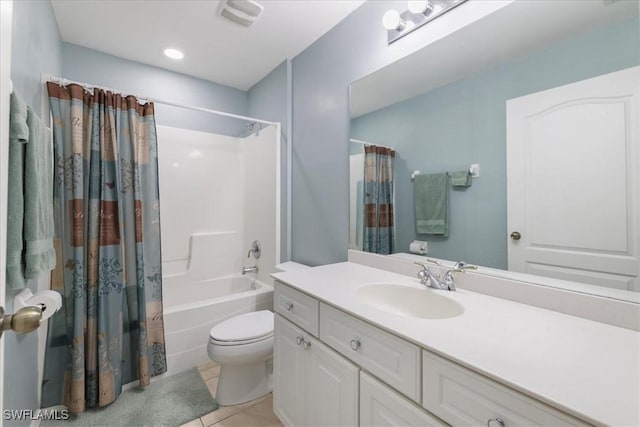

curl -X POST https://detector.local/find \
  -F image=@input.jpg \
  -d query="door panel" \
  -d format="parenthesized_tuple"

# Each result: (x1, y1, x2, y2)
(273, 314, 306, 427)
(507, 66, 640, 290)
(306, 335, 358, 427)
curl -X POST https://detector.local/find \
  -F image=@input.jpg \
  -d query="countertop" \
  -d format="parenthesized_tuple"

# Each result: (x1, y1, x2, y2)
(272, 262, 640, 427)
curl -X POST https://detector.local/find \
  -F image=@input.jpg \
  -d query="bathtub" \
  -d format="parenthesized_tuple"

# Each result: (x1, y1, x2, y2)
(162, 275, 273, 376)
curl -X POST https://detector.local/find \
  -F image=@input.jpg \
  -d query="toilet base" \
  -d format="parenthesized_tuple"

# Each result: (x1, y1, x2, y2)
(215, 359, 273, 406)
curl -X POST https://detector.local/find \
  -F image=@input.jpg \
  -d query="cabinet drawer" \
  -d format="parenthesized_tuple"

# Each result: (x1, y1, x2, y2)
(361, 372, 446, 427)
(275, 281, 319, 336)
(422, 351, 589, 426)
(320, 303, 421, 401)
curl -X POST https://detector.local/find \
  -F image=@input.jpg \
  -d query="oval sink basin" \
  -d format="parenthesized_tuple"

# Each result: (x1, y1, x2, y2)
(356, 284, 464, 319)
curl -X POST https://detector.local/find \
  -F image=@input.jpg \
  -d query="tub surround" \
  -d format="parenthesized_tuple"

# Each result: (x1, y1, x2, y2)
(272, 262, 639, 426)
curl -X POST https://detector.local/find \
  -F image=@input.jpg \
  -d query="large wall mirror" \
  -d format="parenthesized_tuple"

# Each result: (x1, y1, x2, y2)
(349, 0, 639, 301)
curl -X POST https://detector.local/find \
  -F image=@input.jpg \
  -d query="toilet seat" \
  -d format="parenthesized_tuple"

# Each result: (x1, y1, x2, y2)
(209, 310, 274, 346)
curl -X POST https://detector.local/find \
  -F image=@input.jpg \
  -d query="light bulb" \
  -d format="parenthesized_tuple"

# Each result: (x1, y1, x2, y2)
(164, 48, 184, 60)
(408, 0, 433, 15)
(382, 9, 405, 31)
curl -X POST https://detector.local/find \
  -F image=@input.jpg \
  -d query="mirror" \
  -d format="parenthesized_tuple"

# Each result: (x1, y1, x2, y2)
(349, 0, 640, 300)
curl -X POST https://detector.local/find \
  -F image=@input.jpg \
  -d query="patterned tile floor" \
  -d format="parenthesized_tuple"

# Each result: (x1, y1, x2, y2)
(180, 362, 283, 427)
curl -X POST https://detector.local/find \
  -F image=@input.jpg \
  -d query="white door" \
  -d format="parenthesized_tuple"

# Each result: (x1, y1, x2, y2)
(306, 336, 358, 427)
(0, 0, 15, 421)
(273, 315, 306, 427)
(507, 66, 640, 291)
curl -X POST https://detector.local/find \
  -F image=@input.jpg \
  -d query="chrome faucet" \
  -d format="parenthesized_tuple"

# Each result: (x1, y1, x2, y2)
(414, 259, 478, 291)
(414, 261, 443, 290)
(242, 265, 258, 275)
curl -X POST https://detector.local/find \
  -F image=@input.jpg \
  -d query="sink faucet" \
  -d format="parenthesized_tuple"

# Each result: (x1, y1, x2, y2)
(414, 260, 478, 291)
(242, 265, 258, 275)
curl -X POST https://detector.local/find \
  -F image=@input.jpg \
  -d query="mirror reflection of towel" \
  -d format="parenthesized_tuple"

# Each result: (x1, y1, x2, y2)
(450, 170, 472, 187)
(414, 173, 449, 236)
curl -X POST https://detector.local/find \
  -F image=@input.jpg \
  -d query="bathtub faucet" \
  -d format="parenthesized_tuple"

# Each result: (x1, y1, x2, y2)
(242, 265, 258, 275)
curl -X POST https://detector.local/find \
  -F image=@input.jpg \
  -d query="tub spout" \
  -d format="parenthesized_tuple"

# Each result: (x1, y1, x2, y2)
(242, 265, 258, 275)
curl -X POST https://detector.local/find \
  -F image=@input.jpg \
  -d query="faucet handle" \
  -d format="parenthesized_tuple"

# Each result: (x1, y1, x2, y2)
(452, 261, 478, 271)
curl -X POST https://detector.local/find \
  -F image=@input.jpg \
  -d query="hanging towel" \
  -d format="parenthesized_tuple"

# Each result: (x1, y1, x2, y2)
(23, 106, 56, 278)
(7, 92, 29, 288)
(414, 173, 449, 236)
(450, 170, 472, 187)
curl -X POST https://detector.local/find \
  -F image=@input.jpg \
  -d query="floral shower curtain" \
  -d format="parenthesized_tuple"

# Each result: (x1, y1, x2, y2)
(42, 82, 166, 413)
(363, 145, 396, 254)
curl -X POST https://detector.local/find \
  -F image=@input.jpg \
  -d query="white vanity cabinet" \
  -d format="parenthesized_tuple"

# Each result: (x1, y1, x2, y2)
(422, 351, 589, 427)
(273, 280, 593, 427)
(360, 372, 445, 427)
(274, 314, 359, 427)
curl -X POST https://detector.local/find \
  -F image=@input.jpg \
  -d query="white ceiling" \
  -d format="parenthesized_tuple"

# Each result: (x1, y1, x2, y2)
(351, 0, 639, 118)
(51, 0, 365, 91)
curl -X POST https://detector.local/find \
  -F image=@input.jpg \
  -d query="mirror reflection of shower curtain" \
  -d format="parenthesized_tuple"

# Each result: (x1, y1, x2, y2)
(363, 145, 395, 254)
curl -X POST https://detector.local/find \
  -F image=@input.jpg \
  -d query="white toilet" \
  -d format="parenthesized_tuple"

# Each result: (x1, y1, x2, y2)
(207, 262, 309, 405)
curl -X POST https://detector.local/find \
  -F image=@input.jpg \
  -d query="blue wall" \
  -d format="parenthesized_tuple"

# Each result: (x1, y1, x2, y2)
(291, 0, 449, 266)
(7, 0, 62, 423)
(247, 60, 290, 261)
(351, 18, 640, 269)
(61, 43, 249, 136)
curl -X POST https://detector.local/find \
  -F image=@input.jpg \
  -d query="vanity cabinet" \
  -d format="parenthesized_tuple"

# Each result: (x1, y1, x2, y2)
(422, 351, 588, 427)
(274, 314, 358, 427)
(274, 281, 591, 427)
(319, 303, 421, 401)
(361, 372, 445, 427)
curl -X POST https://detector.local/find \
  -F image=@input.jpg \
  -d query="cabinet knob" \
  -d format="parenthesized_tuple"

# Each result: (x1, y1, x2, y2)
(487, 417, 505, 427)
(295, 336, 303, 346)
(350, 339, 361, 351)
(302, 339, 311, 350)
(285, 302, 294, 311)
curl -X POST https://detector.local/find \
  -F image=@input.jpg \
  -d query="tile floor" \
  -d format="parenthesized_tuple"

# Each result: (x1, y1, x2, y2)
(180, 362, 283, 427)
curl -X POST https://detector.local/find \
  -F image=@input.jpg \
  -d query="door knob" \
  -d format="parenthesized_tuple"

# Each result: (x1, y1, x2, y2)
(0, 305, 44, 338)
(510, 231, 521, 240)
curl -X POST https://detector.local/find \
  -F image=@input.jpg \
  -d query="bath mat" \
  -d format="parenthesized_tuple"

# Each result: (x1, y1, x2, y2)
(42, 368, 218, 426)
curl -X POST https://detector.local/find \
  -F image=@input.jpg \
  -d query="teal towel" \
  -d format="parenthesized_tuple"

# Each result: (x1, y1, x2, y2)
(450, 170, 472, 187)
(23, 106, 56, 278)
(7, 92, 29, 288)
(414, 173, 449, 236)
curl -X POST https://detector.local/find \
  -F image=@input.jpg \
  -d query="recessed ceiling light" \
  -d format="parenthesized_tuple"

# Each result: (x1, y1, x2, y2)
(164, 48, 184, 60)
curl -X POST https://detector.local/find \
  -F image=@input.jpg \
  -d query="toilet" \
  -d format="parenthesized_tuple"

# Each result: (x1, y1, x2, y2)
(207, 262, 309, 405)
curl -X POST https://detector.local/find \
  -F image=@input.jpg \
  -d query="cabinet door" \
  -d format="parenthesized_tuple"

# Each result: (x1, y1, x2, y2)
(306, 335, 359, 427)
(274, 314, 307, 427)
(360, 372, 445, 427)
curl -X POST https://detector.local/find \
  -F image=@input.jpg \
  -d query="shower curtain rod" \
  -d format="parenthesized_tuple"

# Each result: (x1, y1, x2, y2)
(349, 138, 394, 150)
(46, 74, 278, 126)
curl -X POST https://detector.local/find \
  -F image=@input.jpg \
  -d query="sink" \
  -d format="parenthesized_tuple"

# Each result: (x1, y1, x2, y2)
(356, 284, 464, 319)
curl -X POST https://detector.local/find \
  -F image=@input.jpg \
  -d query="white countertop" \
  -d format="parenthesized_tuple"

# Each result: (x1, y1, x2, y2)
(272, 262, 640, 427)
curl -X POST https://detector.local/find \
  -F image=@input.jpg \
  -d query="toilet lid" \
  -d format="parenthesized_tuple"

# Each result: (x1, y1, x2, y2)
(209, 310, 274, 342)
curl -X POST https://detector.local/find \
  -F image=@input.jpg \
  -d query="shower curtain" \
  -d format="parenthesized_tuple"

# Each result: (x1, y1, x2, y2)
(42, 82, 167, 413)
(363, 145, 396, 254)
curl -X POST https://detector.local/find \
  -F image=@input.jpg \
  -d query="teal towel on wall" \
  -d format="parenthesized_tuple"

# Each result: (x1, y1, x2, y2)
(450, 170, 472, 187)
(6, 91, 56, 288)
(23, 105, 56, 278)
(7, 92, 29, 288)
(414, 173, 449, 236)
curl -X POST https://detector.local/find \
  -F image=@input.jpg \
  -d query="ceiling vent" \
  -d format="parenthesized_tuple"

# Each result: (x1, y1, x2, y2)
(219, 0, 264, 27)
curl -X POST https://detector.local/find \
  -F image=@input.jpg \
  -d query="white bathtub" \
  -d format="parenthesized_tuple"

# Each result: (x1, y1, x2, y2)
(162, 275, 273, 376)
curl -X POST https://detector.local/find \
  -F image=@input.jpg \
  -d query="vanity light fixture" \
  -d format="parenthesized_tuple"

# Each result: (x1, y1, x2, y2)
(382, 9, 406, 31)
(384, 0, 468, 44)
(164, 48, 184, 60)
(408, 0, 433, 15)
